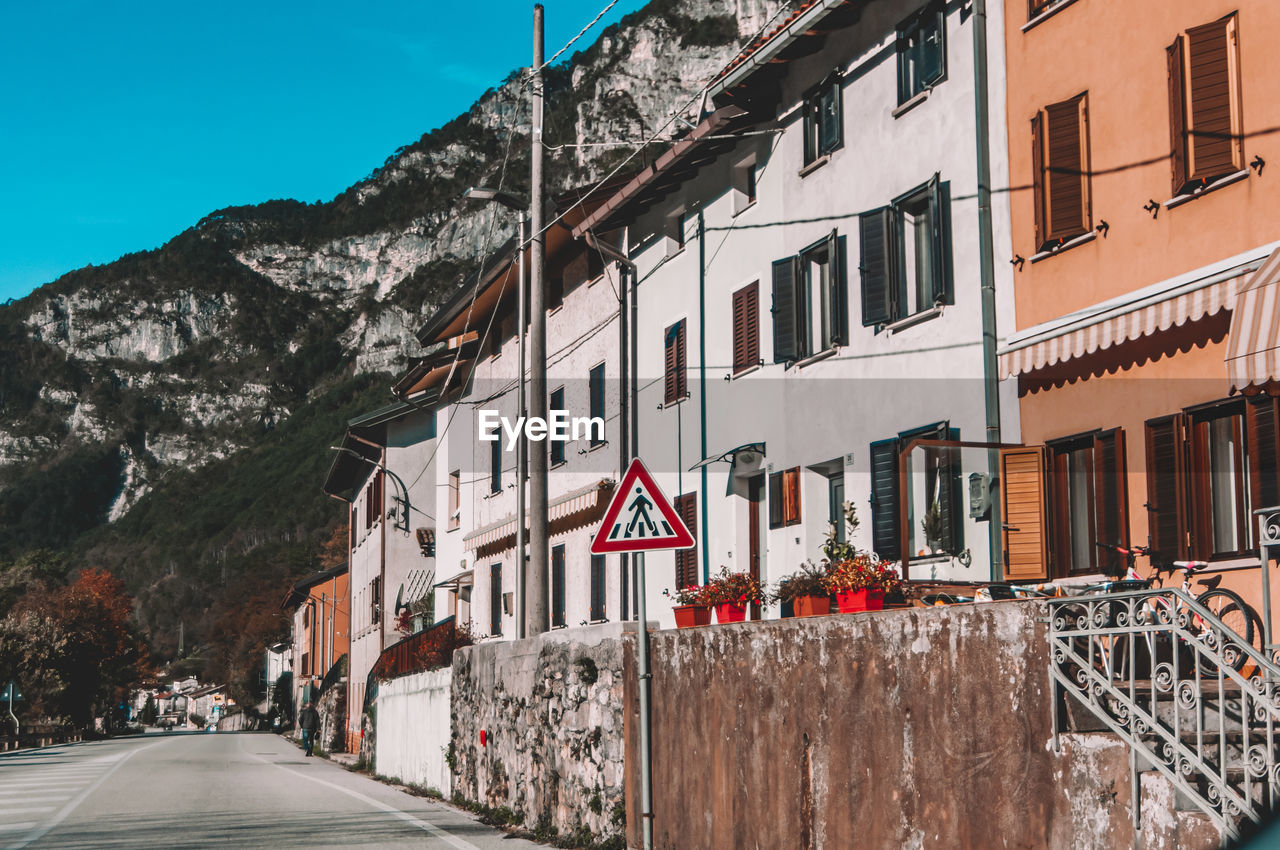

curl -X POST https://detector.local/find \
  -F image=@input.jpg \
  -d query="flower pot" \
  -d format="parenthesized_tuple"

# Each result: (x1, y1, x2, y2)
(793, 595, 831, 617)
(715, 603, 748, 624)
(673, 604, 711, 628)
(836, 589, 885, 613)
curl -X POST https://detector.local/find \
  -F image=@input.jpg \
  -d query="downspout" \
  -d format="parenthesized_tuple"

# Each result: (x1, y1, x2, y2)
(972, 0, 1004, 581)
(379, 446, 387, 650)
(698, 210, 710, 584)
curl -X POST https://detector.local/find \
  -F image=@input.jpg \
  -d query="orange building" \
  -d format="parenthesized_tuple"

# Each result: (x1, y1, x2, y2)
(282, 563, 350, 715)
(998, 0, 1280, 617)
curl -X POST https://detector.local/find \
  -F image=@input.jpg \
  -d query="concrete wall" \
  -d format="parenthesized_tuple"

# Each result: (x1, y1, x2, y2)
(625, 601, 1219, 850)
(451, 622, 630, 843)
(377, 668, 453, 795)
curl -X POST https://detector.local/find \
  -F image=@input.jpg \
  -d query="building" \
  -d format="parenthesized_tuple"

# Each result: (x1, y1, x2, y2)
(281, 563, 350, 717)
(997, 0, 1280, 607)
(573, 0, 1018, 624)
(323, 402, 438, 751)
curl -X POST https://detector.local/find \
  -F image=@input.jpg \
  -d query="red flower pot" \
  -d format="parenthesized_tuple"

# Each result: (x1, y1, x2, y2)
(673, 604, 712, 628)
(793, 595, 831, 617)
(715, 603, 748, 623)
(836, 589, 885, 613)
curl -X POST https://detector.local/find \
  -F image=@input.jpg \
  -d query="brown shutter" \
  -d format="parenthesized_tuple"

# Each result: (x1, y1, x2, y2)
(1145, 415, 1188, 562)
(664, 320, 685, 404)
(784, 467, 802, 526)
(744, 283, 759, 370)
(676, 321, 687, 399)
(1001, 447, 1049, 581)
(732, 286, 748, 373)
(1044, 94, 1090, 242)
(1031, 113, 1045, 251)
(1168, 35, 1189, 194)
(1186, 14, 1241, 181)
(675, 493, 698, 588)
(1093, 429, 1129, 574)
(1247, 396, 1280, 537)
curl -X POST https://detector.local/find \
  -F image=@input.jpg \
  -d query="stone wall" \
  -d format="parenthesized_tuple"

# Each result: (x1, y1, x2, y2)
(377, 668, 453, 795)
(625, 601, 1222, 850)
(315, 679, 346, 754)
(451, 622, 630, 843)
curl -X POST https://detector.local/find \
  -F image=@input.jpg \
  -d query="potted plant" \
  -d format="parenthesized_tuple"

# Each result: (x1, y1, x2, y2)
(921, 500, 946, 555)
(703, 567, 764, 624)
(663, 585, 711, 628)
(824, 554, 901, 613)
(774, 562, 831, 617)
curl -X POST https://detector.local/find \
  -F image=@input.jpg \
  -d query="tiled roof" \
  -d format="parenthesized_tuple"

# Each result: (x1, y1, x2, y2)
(713, 2, 820, 85)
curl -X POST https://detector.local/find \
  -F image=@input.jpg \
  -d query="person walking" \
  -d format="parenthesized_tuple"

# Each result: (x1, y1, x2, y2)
(299, 702, 320, 757)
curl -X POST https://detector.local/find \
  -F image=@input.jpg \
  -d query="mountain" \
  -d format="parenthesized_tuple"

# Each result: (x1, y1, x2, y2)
(0, 0, 790, 681)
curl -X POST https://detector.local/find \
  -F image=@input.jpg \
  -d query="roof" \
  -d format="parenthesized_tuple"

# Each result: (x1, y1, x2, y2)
(708, 1, 855, 103)
(321, 432, 381, 501)
(282, 563, 349, 611)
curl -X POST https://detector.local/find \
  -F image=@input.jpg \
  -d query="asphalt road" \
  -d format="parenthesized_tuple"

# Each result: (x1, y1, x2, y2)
(0, 731, 543, 849)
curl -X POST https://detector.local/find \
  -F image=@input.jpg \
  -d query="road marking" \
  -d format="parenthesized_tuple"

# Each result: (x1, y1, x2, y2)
(3, 740, 165, 850)
(244, 745, 482, 850)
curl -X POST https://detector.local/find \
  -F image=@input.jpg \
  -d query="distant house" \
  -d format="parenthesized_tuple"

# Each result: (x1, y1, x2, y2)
(281, 563, 350, 718)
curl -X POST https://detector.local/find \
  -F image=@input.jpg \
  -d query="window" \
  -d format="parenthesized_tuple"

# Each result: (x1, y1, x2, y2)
(772, 231, 846, 362)
(490, 563, 502, 636)
(300, 652, 309, 677)
(1146, 398, 1278, 562)
(664, 320, 687, 404)
(370, 575, 382, 626)
(589, 363, 605, 446)
(665, 209, 690, 255)
(1047, 429, 1128, 575)
(1028, 0, 1060, 18)
(1031, 93, 1091, 251)
(768, 467, 801, 529)
(1168, 14, 1243, 196)
(828, 472, 846, 544)
(870, 423, 961, 562)
(549, 274, 565, 311)
(897, 2, 946, 104)
(803, 74, 842, 165)
(732, 282, 760, 374)
(552, 545, 566, 627)
(490, 435, 502, 495)
(732, 158, 757, 212)
(674, 493, 698, 588)
(860, 177, 953, 328)
(590, 554, 606, 621)
(448, 470, 460, 531)
(550, 387, 567, 465)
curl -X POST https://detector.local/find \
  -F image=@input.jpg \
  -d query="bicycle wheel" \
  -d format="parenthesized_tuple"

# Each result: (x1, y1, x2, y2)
(1195, 588, 1255, 672)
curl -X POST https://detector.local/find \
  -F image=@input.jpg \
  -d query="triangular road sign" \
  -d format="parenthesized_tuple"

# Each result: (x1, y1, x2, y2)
(591, 458, 694, 554)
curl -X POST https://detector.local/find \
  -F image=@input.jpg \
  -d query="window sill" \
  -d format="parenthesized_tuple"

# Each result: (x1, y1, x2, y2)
(794, 347, 839, 369)
(447, 523, 461, 533)
(730, 363, 763, 381)
(665, 244, 686, 262)
(1164, 170, 1250, 210)
(732, 199, 757, 218)
(886, 305, 944, 334)
(548, 304, 564, 316)
(892, 87, 932, 119)
(798, 155, 830, 178)
(550, 459, 568, 470)
(909, 553, 954, 566)
(1029, 229, 1097, 263)
(483, 490, 503, 501)
(1021, 0, 1080, 32)
(660, 394, 690, 410)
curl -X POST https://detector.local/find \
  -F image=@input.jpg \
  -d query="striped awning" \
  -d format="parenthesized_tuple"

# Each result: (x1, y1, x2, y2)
(464, 479, 616, 557)
(999, 264, 1255, 379)
(1226, 247, 1280, 394)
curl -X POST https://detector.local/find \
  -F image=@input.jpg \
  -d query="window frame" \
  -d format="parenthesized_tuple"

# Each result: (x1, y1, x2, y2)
(664, 319, 688, 404)
(732, 282, 760, 375)
(871, 422, 962, 562)
(674, 492, 699, 588)
(588, 362, 606, 447)
(489, 432, 502, 495)
(860, 176, 953, 328)
(1031, 93, 1092, 251)
(1167, 13, 1244, 197)
(1045, 428, 1129, 576)
(590, 553, 606, 622)
(802, 73, 843, 166)
(897, 1, 947, 105)
(448, 469, 461, 531)
(773, 231, 846, 362)
(550, 386, 567, 466)
(768, 467, 802, 529)
(490, 563, 503, 636)
(552, 544, 566, 627)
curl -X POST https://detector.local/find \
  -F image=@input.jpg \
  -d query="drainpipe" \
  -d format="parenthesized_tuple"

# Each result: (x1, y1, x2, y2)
(698, 210, 710, 584)
(972, 0, 1003, 581)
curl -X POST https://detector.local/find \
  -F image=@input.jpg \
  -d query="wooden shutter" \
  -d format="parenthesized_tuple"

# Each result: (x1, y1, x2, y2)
(1031, 112, 1046, 250)
(1168, 35, 1189, 194)
(928, 177, 954, 306)
(1145, 415, 1188, 562)
(490, 563, 502, 635)
(664, 320, 686, 403)
(733, 283, 759, 373)
(870, 439, 901, 561)
(936, 427, 962, 555)
(859, 207, 896, 326)
(552, 546, 566, 627)
(1001, 447, 1049, 581)
(1044, 94, 1090, 241)
(1092, 429, 1129, 574)
(826, 230, 847, 345)
(589, 364, 605, 425)
(783, 467, 802, 526)
(1186, 14, 1241, 181)
(675, 493, 698, 588)
(1247, 396, 1280, 533)
(771, 258, 799, 362)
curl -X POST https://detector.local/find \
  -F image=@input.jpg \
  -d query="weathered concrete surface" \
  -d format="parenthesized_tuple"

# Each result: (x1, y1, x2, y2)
(452, 623, 630, 842)
(315, 679, 347, 754)
(377, 667, 453, 795)
(625, 602, 1222, 850)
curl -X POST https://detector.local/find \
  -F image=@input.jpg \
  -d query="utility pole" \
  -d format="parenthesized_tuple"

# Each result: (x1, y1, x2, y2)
(517, 209, 528, 639)
(527, 2, 549, 636)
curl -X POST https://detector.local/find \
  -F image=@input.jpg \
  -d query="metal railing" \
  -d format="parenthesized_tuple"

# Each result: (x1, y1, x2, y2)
(1049, 587, 1280, 841)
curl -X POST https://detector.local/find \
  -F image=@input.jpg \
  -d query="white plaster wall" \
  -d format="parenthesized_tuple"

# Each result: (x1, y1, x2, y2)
(376, 667, 453, 795)
(624, 0, 1019, 626)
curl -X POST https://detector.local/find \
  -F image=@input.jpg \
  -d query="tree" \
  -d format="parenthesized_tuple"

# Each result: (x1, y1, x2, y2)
(140, 694, 157, 725)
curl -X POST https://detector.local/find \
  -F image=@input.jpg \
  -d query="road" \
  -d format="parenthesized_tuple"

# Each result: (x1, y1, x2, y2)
(0, 731, 543, 849)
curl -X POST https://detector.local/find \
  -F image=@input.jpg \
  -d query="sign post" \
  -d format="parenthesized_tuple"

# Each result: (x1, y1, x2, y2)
(591, 459, 694, 850)
(3, 680, 21, 734)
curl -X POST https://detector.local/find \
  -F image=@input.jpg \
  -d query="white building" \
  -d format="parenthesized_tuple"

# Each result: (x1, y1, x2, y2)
(572, 0, 1019, 625)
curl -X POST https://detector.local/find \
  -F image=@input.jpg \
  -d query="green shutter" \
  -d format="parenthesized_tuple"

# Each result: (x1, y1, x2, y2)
(772, 257, 799, 362)
(870, 438, 901, 561)
(859, 207, 896, 327)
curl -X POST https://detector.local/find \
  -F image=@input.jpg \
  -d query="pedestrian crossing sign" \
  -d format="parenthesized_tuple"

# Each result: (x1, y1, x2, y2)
(591, 458, 695, 554)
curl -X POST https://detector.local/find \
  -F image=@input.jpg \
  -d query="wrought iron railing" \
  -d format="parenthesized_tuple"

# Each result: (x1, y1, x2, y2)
(1049, 587, 1280, 841)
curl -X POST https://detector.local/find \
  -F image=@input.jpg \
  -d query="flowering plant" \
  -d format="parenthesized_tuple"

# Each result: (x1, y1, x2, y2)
(663, 584, 710, 606)
(773, 562, 829, 603)
(823, 554, 901, 594)
(703, 567, 765, 607)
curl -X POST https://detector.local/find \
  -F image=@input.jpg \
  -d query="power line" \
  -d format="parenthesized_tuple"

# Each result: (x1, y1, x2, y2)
(537, 0, 622, 72)
(542, 127, 782, 151)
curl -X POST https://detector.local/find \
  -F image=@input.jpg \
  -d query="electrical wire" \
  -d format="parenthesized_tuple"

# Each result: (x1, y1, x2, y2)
(537, 0, 622, 72)
(542, 127, 782, 151)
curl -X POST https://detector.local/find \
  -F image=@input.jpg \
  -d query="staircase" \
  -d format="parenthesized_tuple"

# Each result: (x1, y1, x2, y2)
(1048, 587, 1280, 842)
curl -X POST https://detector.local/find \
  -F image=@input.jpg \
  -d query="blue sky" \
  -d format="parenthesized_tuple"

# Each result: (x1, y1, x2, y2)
(0, 0, 648, 303)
